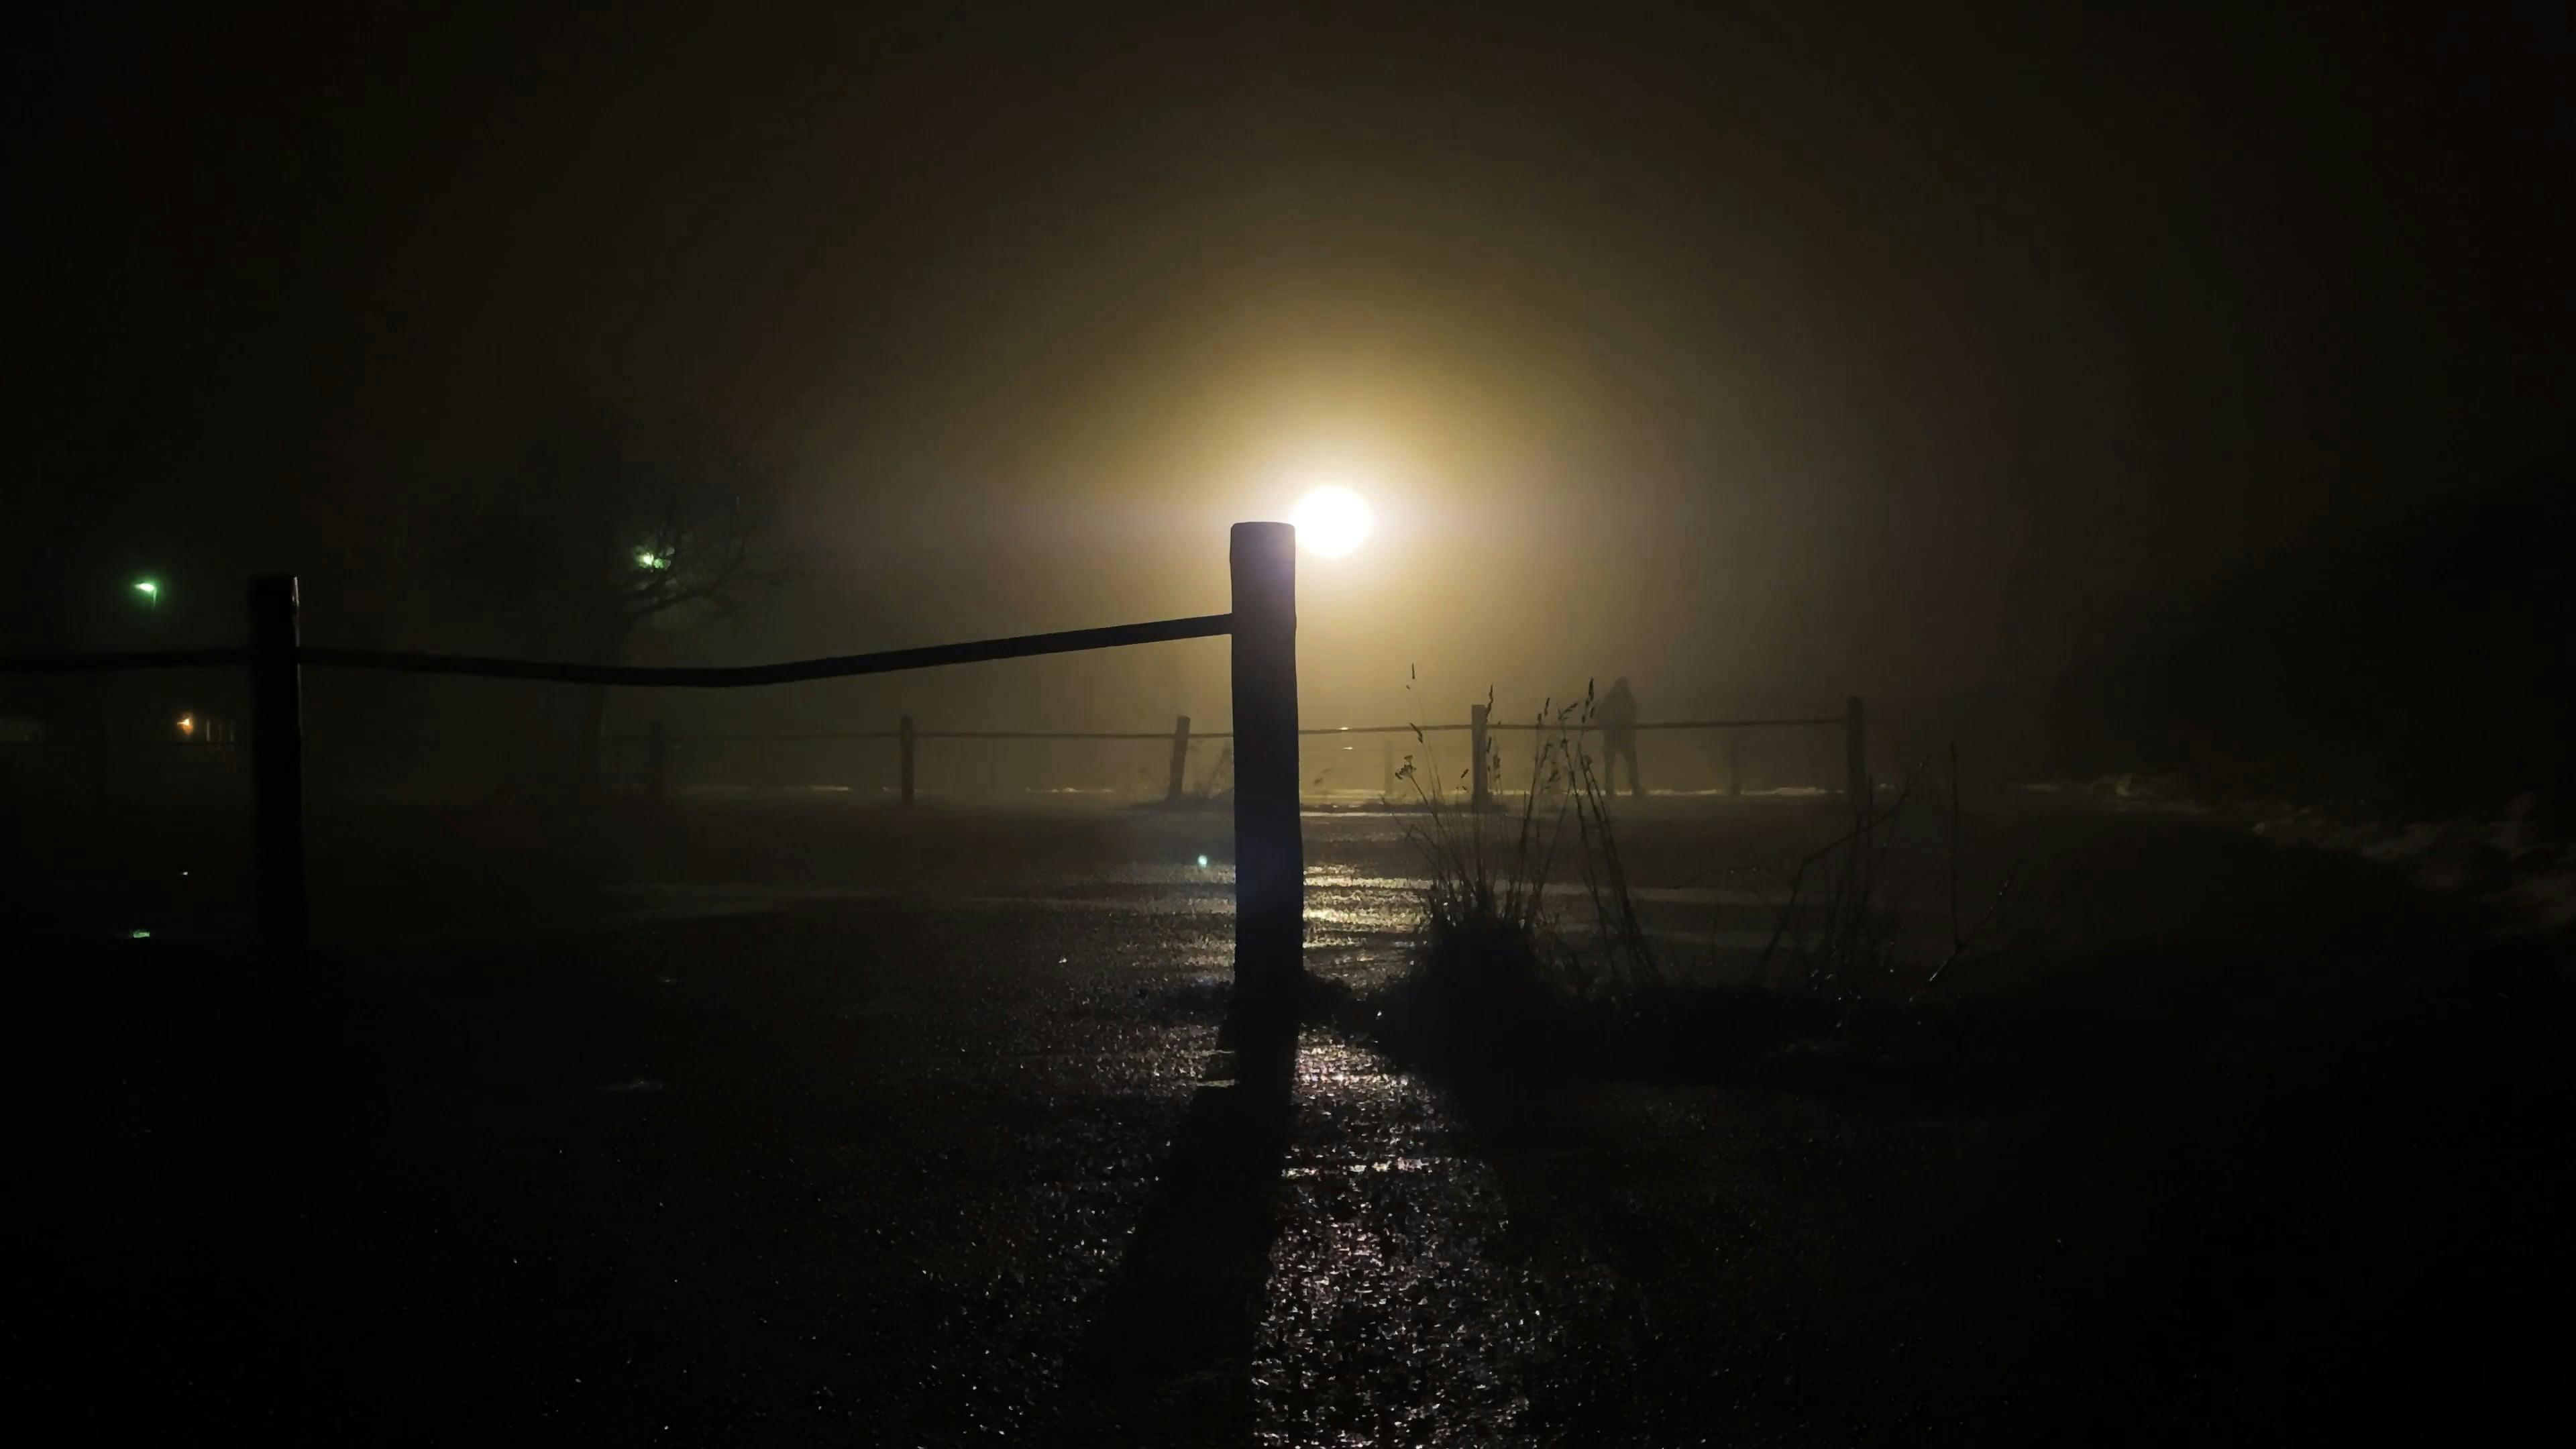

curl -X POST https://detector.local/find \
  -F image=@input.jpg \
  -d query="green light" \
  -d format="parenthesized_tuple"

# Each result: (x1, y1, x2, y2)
(134, 580, 158, 596)
(636, 551, 669, 570)
(130, 928, 152, 940)
(1196, 854, 1210, 869)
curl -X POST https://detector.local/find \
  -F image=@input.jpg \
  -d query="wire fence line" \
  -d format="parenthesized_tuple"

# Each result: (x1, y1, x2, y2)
(651, 706, 1863, 818)
(663, 716, 1844, 744)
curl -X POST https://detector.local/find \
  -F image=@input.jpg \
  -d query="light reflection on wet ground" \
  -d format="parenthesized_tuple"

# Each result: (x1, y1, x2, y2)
(1258, 1039, 1537, 1446)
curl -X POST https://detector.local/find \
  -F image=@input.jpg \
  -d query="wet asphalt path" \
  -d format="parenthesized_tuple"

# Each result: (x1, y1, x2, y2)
(44, 800, 2575, 1444)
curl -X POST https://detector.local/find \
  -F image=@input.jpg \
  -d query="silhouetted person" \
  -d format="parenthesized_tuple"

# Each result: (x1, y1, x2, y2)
(1599, 677, 1642, 798)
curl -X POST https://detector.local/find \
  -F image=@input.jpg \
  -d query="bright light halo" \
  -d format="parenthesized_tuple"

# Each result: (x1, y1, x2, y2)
(1291, 486, 1374, 557)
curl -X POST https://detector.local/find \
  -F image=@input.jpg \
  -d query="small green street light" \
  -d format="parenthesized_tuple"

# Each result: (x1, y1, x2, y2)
(134, 579, 159, 612)
(635, 551, 670, 570)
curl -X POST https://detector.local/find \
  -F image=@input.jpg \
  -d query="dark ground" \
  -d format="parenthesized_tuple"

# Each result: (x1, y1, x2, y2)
(13, 796, 2573, 1444)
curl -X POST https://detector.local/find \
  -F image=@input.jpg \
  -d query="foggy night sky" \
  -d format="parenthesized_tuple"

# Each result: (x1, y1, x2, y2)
(5, 1, 2567, 740)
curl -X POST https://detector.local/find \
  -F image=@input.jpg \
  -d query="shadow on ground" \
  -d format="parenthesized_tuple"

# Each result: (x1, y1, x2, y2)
(1061, 1027, 1296, 1444)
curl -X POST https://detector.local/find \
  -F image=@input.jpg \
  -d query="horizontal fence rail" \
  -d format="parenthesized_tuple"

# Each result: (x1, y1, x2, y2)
(296, 614, 1234, 687)
(0, 619, 1232, 686)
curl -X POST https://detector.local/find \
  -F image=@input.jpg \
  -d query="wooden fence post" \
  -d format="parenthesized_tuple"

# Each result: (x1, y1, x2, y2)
(645, 719, 668, 804)
(899, 714, 916, 806)
(1845, 695, 1868, 828)
(1470, 702, 1491, 810)
(248, 574, 309, 964)
(1166, 714, 1191, 804)
(1229, 522, 1301, 1033)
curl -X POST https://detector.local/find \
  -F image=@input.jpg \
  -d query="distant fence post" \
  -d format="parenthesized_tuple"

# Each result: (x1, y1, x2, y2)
(645, 719, 668, 804)
(1727, 731, 1743, 798)
(1229, 522, 1301, 1032)
(248, 574, 309, 964)
(1165, 714, 1191, 804)
(1383, 737, 1395, 802)
(899, 714, 916, 806)
(1470, 702, 1491, 810)
(1845, 695, 1868, 828)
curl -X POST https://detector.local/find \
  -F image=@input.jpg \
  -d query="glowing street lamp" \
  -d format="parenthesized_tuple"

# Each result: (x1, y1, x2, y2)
(1291, 486, 1374, 557)
(134, 579, 160, 611)
(635, 550, 671, 570)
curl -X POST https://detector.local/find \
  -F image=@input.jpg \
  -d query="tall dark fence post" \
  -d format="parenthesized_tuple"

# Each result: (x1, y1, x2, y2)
(1229, 522, 1301, 1032)
(645, 719, 668, 804)
(1470, 702, 1491, 810)
(1845, 695, 1868, 828)
(1166, 714, 1191, 804)
(248, 574, 309, 963)
(899, 714, 916, 807)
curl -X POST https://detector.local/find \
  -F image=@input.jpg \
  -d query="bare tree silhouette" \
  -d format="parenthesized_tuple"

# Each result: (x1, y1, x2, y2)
(452, 409, 791, 795)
